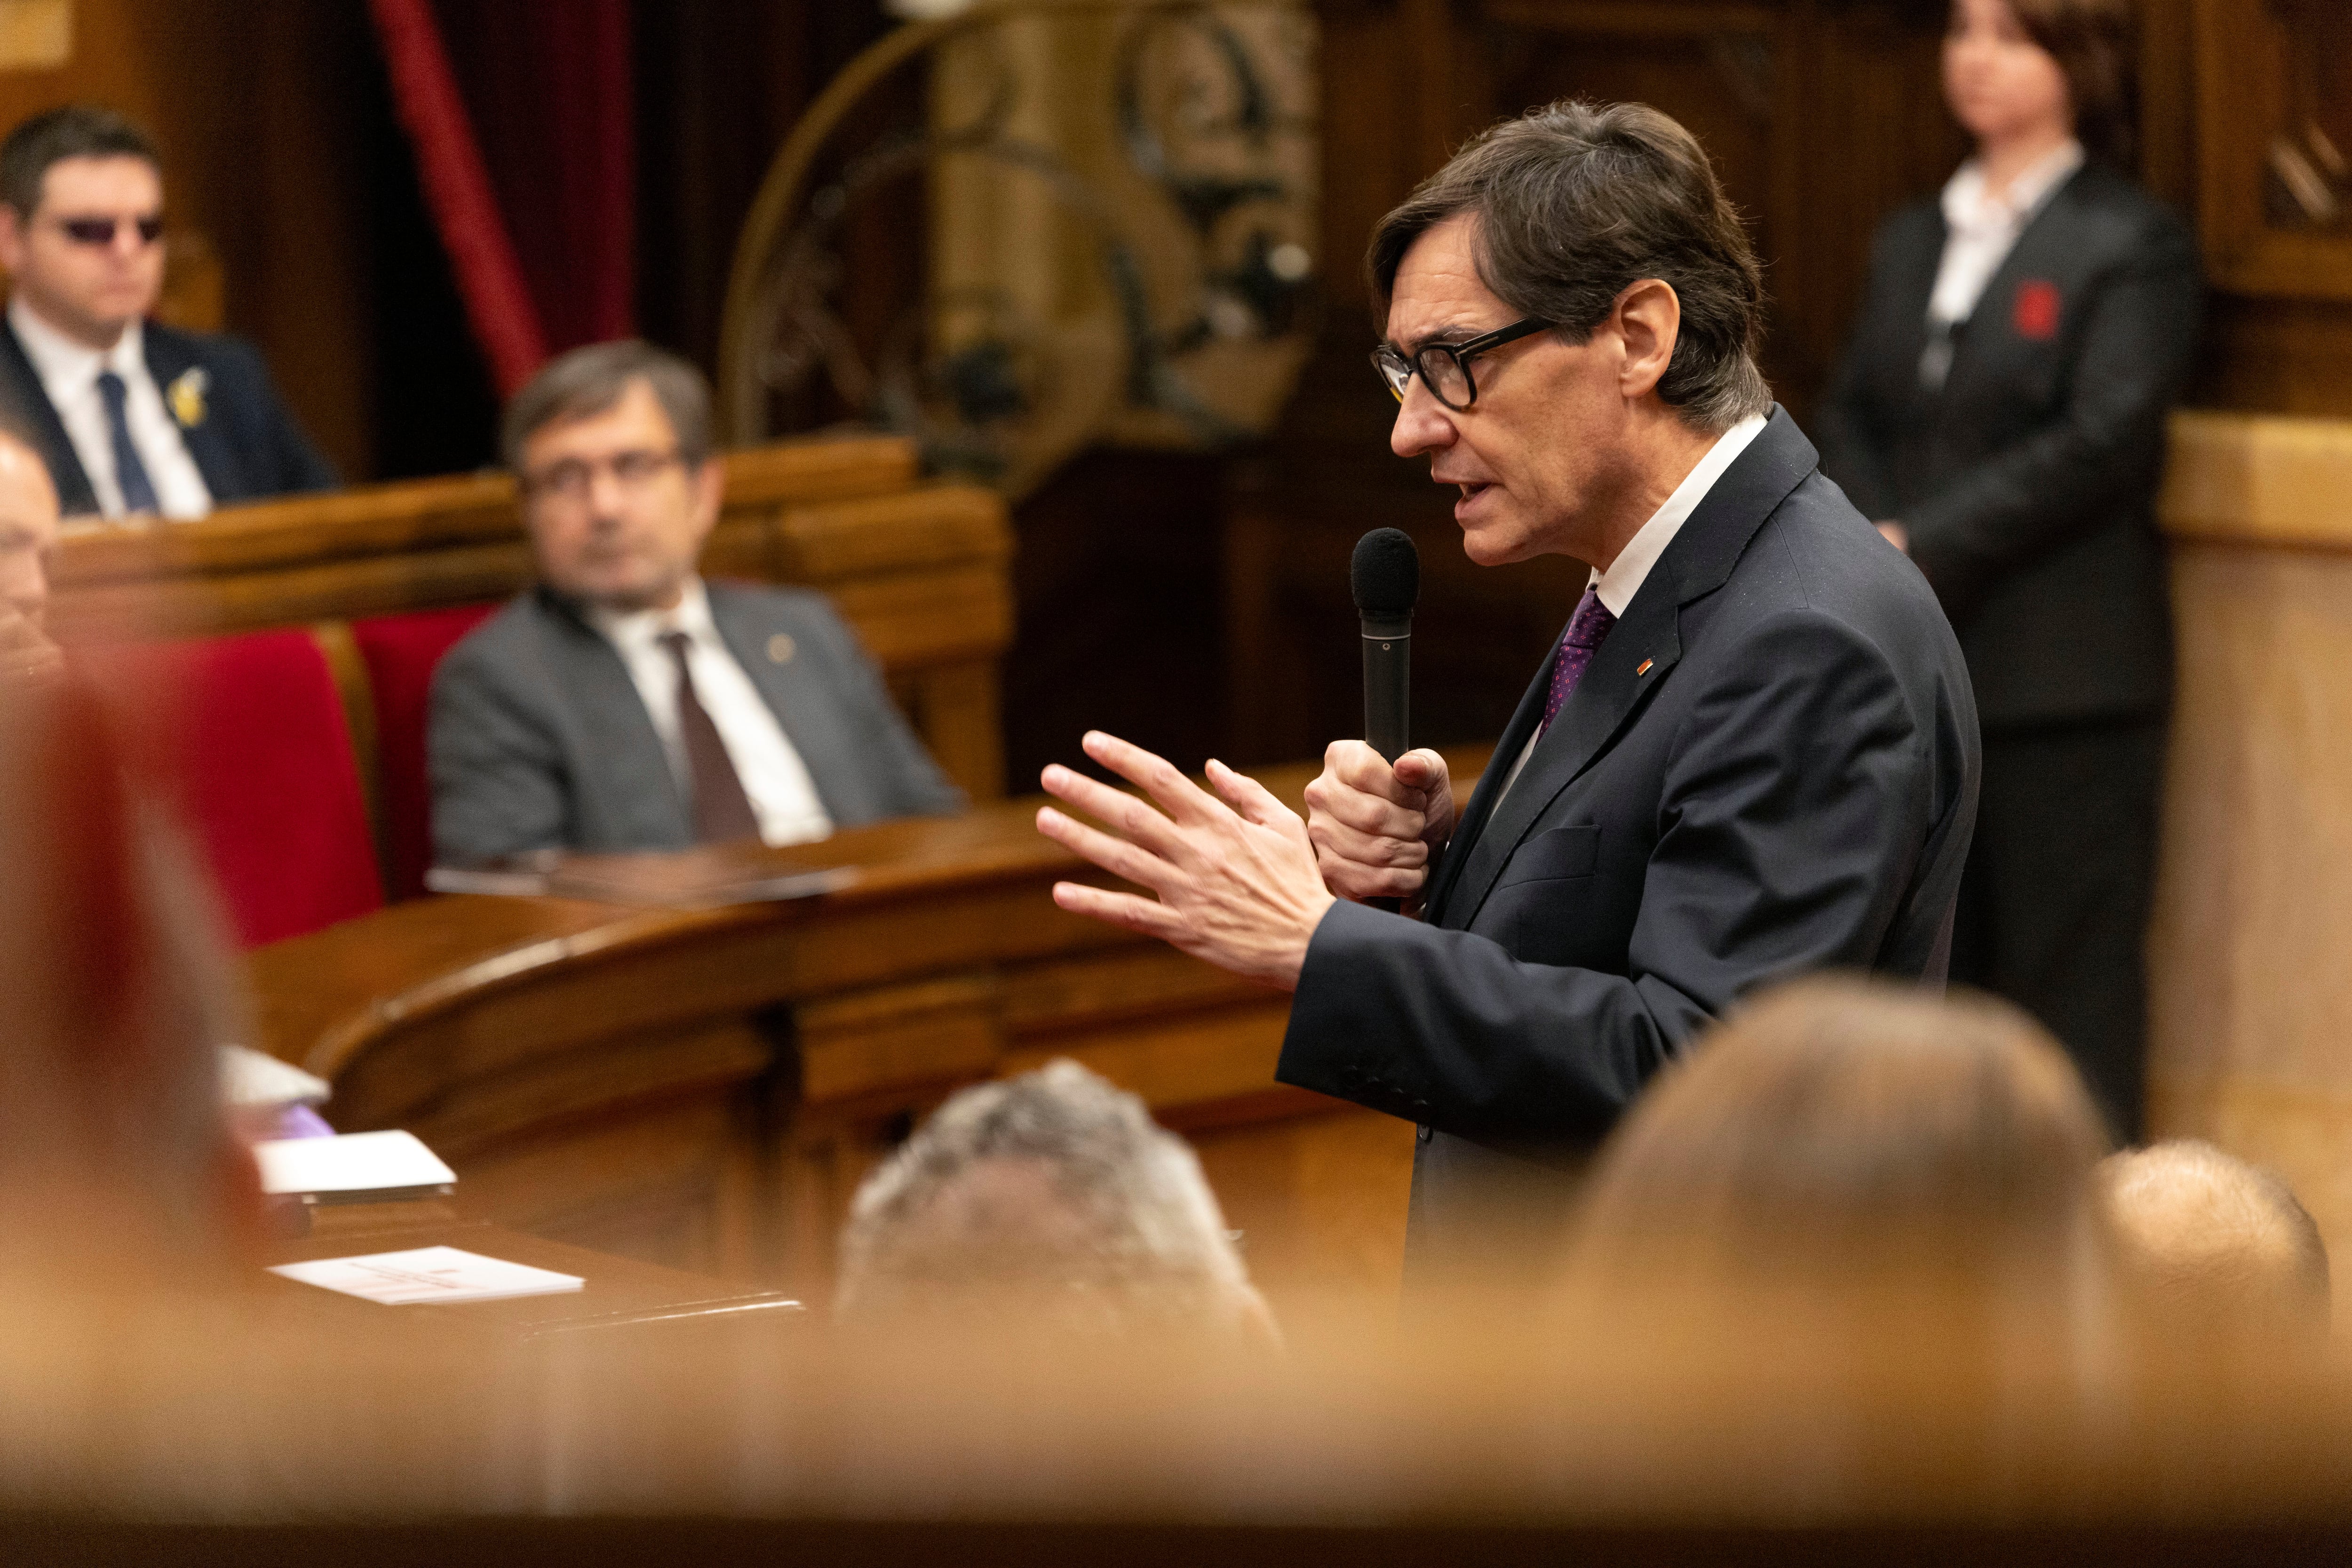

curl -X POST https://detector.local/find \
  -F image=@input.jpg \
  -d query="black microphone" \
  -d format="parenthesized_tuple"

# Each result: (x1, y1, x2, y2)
(1351, 527, 1418, 762)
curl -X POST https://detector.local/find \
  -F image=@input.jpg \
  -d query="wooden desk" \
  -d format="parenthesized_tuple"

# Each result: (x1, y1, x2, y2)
(246, 749, 1489, 1305)
(45, 434, 1014, 801)
(262, 1203, 802, 1339)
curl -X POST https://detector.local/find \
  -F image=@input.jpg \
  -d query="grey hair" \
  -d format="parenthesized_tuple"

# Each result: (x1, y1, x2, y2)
(835, 1060, 1263, 1333)
(500, 339, 714, 472)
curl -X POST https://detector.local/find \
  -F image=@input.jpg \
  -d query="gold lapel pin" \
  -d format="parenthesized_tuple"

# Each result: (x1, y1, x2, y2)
(166, 366, 208, 429)
(767, 633, 796, 665)
(1637, 658, 1654, 677)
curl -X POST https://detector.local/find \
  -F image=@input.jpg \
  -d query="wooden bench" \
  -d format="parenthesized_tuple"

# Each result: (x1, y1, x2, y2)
(46, 433, 1014, 812)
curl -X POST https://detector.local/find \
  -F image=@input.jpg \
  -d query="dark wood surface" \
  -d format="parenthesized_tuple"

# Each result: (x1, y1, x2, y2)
(261, 1202, 803, 1337)
(245, 749, 1489, 1301)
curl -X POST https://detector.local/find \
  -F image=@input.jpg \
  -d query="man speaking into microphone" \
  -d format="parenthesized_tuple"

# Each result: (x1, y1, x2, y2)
(1035, 100, 1980, 1283)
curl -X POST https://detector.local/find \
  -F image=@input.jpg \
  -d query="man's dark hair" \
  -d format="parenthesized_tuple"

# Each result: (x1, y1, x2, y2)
(501, 339, 714, 473)
(1368, 99, 1772, 433)
(0, 104, 162, 217)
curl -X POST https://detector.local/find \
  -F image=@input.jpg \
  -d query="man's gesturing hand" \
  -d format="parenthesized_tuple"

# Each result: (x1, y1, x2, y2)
(1036, 730, 1335, 991)
(1302, 742, 1454, 903)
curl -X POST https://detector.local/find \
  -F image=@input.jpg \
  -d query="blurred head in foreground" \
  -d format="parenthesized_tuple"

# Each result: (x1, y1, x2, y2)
(1565, 977, 2110, 1340)
(0, 675, 256, 1267)
(836, 1059, 1271, 1341)
(2098, 1140, 2330, 1347)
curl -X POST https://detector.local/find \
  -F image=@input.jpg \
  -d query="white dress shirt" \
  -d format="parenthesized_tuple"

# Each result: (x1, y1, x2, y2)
(1920, 139, 2083, 387)
(9, 297, 214, 521)
(1492, 413, 1769, 804)
(586, 577, 835, 846)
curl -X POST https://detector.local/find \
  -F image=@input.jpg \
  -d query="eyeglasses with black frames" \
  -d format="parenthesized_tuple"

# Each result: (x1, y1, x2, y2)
(1370, 317, 1551, 411)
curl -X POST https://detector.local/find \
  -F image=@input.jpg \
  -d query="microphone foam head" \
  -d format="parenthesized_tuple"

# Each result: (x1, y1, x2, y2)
(1351, 528, 1420, 615)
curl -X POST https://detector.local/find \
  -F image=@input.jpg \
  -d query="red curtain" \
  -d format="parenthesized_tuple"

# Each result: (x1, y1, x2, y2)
(367, 0, 636, 399)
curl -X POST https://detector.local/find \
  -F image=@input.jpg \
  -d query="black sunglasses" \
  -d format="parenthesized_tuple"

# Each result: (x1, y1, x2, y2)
(1371, 317, 1552, 411)
(55, 215, 164, 247)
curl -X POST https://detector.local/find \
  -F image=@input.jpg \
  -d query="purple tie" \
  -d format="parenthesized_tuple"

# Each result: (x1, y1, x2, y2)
(1540, 588, 1617, 733)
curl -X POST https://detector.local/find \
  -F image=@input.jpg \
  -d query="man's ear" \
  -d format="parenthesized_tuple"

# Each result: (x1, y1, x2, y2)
(1613, 279, 1682, 402)
(0, 205, 28, 273)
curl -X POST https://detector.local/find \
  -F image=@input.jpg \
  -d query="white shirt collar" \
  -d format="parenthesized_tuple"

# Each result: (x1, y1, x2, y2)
(8, 295, 145, 392)
(584, 575, 717, 652)
(1588, 413, 1769, 617)
(1940, 139, 2083, 239)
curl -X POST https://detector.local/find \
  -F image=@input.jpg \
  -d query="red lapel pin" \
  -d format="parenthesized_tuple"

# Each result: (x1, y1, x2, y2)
(1637, 659, 1653, 677)
(2013, 279, 2062, 342)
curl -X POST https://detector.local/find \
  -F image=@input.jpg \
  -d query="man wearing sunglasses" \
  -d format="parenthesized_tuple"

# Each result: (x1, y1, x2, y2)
(1034, 100, 1981, 1289)
(0, 104, 335, 522)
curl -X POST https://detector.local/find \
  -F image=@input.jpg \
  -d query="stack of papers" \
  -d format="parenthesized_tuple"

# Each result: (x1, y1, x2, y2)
(269, 1246, 585, 1305)
(252, 1130, 457, 1205)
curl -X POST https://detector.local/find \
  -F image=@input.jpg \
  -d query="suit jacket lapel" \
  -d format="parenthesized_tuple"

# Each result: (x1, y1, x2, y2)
(1939, 166, 2085, 401)
(1424, 645, 1555, 923)
(708, 583, 864, 820)
(142, 325, 242, 500)
(1439, 586, 1682, 929)
(0, 321, 95, 514)
(534, 589, 692, 841)
(1435, 408, 1821, 931)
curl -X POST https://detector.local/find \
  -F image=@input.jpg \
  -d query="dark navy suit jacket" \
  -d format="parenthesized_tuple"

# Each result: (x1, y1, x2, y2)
(0, 315, 337, 515)
(1274, 409, 1981, 1283)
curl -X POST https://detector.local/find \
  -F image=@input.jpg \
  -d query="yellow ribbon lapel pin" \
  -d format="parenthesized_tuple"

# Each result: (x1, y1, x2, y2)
(166, 367, 209, 429)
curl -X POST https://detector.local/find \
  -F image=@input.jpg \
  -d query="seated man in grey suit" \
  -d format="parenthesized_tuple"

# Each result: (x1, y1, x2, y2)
(429, 340, 962, 867)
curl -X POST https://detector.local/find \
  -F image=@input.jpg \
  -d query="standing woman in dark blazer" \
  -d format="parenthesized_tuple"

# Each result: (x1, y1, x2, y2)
(1817, 0, 2201, 1141)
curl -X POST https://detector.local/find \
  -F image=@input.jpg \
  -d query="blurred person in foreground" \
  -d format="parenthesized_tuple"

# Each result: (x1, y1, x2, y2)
(0, 417, 62, 688)
(1565, 976, 2109, 1315)
(429, 341, 961, 868)
(2098, 1140, 2331, 1349)
(835, 1059, 1273, 1341)
(0, 105, 336, 524)
(1034, 100, 1979, 1288)
(1816, 0, 2200, 1142)
(0, 670, 262, 1269)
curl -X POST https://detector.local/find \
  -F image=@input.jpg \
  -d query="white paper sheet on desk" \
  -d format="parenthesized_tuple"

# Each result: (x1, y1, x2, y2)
(269, 1246, 585, 1305)
(252, 1130, 456, 1198)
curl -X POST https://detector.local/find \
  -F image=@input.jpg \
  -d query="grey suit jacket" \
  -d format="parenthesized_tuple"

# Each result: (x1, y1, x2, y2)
(429, 580, 964, 866)
(1275, 411, 1981, 1286)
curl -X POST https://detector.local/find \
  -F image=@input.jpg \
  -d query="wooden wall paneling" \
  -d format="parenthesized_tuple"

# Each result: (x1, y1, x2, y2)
(1761, 2, 1962, 422)
(2190, 0, 2352, 305)
(2150, 411, 2352, 1333)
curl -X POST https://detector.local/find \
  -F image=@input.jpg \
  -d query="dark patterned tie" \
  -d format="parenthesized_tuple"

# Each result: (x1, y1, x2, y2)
(660, 631, 761, 843)
(1539, 587, 1617, 734)
(95, 370, 160, 515)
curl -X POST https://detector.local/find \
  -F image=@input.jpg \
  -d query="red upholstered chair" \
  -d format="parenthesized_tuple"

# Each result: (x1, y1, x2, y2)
(100, 629, 385, 949)
(351, 603, 498, 900)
